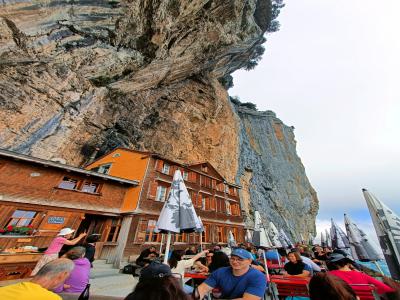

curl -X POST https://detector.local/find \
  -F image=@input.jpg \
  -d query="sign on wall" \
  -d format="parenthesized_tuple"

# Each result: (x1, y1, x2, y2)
(47, 216, 65, 224)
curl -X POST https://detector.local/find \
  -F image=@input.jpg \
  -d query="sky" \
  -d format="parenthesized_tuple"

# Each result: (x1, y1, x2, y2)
(230, 0, 400, 244)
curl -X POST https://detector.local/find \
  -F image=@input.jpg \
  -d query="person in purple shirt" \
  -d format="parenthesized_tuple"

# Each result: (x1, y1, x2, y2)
(54, 246, 90, 294)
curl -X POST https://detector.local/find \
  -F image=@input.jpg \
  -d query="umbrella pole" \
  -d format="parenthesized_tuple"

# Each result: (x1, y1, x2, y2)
(159, 233, 164, 255)
(163, 232, 172, 264)
(276, 248, 282, 267)
(200, 232, 203, 252)
(373, 260, 384, 276)
(262, 250, 273, 299)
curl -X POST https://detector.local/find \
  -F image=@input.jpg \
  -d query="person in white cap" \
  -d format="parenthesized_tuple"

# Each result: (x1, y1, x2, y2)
(31, 228, 86, 276)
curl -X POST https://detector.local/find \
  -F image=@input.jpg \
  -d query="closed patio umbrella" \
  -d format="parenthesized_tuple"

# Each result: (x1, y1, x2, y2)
(156, 170, 200, 263)
(279, 229, 293, 249)
(269, 222, 282, 248)
(228, 230, 237, 248)
(245, 229, 253, 243)
(363, 188, 400, 280)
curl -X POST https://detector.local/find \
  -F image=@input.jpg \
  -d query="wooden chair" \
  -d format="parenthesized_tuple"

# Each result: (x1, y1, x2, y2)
(349, 284, 379, 300)
(271, 277, 309, 300)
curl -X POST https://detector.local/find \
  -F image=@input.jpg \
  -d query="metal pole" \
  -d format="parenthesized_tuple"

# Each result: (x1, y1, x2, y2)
(159, 233, 164, 255)
(163, 232, 172, 264)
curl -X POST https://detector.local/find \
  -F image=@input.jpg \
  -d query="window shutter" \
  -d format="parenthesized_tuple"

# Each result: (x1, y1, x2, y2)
(210, 197, 216, 210)
(148, 181, 158, 199)
(205, 197, 210, 210)
(155, 159, 163, 172)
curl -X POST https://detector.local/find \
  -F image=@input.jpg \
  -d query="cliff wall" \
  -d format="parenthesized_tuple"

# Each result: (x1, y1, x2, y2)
(0, 0, 317, 237)
(234, 105, 318, 240)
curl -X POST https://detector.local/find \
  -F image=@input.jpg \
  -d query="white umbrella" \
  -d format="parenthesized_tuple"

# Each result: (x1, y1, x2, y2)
(320, 231, 326, 247)
(245, 229, 253, 243)
(269, 222, 283, 248)
(325, 228, 332, 248)
(228, 230, 237, 248)
(279, 229, 293, 249)
(156, 170, 200, 263)
(363, 189, 400, 280)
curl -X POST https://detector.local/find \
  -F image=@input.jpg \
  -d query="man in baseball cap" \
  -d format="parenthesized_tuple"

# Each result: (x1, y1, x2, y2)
(196, 248, 266, 299)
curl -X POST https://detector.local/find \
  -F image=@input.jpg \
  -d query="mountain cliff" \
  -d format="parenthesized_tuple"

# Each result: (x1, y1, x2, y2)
(0, 0, 317, 238)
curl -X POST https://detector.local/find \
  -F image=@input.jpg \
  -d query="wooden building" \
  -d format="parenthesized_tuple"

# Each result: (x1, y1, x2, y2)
(0, 149, 138, 278)
(86, 148, 245, 257)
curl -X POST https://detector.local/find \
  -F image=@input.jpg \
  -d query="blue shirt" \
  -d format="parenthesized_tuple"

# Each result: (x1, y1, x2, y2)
(204, 266, 267, 299)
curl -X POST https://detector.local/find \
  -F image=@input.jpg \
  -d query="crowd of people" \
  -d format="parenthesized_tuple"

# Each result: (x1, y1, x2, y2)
(0, 228, 399, 300)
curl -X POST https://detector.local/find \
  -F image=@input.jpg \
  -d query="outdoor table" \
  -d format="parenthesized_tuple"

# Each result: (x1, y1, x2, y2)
(184, 272, 208, 289)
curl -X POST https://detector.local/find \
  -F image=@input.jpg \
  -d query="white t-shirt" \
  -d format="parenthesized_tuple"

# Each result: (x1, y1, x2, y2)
(171, 258, 195, 281)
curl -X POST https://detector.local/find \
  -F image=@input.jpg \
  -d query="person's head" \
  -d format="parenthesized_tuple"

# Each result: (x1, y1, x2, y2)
(309, 272, 357, 300)
(209, 251, 230, 271)
(189, 246, 197, 252)
(58, 227, 75, 239)
(314, 246, 323, 253)
(287, 251, 302, 263)
(149, 246, 156, 253)
(229, 249, 253, 272)
(168, 250, 185, 269)
(86, 234, 100, 243)
(206, 251, 214, 265)
(65, 246, 86, 260)
(213, 245, 221, 251)
(125, 262, 188, 300)
(32, 258, 74, 290)
(327, 253, 354, 271)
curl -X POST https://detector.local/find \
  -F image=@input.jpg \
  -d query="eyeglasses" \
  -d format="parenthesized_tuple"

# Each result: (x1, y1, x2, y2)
(229, 257, 244, 262)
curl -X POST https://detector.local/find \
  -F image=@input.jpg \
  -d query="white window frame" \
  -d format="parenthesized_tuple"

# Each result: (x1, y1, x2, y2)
(162, 163, 170, 175)
(226, 200, 231, 215)
(98, 163, 112, 174)
(156, 186, 168, 202)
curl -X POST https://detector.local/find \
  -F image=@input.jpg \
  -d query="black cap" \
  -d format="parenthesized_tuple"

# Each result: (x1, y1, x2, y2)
(139, 261, 172, 281)
(328, 253, 354, 263)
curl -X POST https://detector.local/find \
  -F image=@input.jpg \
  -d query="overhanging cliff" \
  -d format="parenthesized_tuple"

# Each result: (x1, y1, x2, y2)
(0, 0, 317, 238)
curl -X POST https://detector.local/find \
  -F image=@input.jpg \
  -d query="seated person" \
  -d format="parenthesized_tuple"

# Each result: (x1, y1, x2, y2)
(136, 246, 159, 267)
(196, 248, 267, 300)
(328, 253, 394, 295)
(54, 246, 90, 294)
(185, 246, 198, 255)
(284, 251, 312, 277)
(193, 258, 209, 273)
(125, 261, 189, 300)
(309, 272, 357, 300)
(208, 251, 230, 273)
(313, 246, 328, 262)
(0, 258, 74, 300)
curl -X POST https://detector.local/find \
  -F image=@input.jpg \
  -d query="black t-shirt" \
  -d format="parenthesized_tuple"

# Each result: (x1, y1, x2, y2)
(314, 252, 327, 261)
(284, 261, 307, 275)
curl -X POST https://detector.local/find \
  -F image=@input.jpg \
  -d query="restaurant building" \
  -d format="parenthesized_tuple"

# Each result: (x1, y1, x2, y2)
(0, 149, 138, 279)
(86, 148, 245, 257)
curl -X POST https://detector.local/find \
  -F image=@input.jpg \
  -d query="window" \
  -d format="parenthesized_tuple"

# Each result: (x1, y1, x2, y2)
(98, 163, 112, 174)
(216, 198, 225, 213)
(8, 210, 37, 227)
(201, 164, 208, 173)
(217, 226, 224, 243)
(107, 218, 121, 242)
(202, 224, 209, 243)
(81, 182, 100, 194)
(216, 182, 224, 192)
(201, 176, 212, 189)
(162, 163, 170, 175)
(156, 185, 168, 202)
(58, 177, 78, 190)
(226, 201, 231, 215)
(182, 170, 189, 180)
(136, 219, 161, 243)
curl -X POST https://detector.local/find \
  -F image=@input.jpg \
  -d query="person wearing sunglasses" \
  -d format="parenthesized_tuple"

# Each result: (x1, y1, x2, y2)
(195, 248, 267, 300)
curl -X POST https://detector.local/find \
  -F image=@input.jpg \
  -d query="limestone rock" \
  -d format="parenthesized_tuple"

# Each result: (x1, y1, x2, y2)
(0, 0, 317, 238)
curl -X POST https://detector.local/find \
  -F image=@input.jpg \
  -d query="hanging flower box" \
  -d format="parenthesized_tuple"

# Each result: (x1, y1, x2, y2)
(0, 225, 34, 236)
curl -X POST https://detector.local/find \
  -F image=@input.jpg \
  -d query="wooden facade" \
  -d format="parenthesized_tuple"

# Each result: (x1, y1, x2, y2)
(86, 148, 245, 257)
(0, 149, 138, 278)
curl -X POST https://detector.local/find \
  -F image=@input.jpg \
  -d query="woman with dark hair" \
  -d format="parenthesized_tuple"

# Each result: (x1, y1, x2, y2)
(284, 251, 311, 277)
(328, 254, 394, 295)
(84, 234, 100, 266)
(168, 249, 208, 294)
(309, 272, 357, 300)
(208, 251, 230, 273)
(125, 261, 189, 300)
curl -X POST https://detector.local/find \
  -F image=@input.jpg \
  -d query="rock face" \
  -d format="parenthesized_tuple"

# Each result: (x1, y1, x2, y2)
(234, 105, 318, 240)
(0, 0, 317, 237)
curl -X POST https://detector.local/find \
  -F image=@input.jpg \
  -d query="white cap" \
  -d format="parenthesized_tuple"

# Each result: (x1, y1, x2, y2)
(57, 228, 75, 236)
